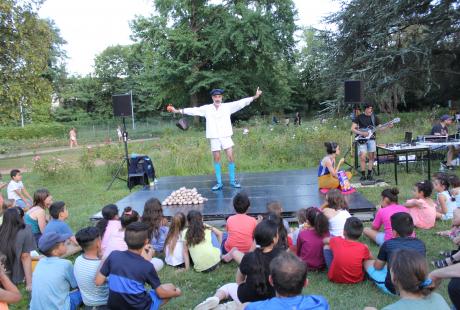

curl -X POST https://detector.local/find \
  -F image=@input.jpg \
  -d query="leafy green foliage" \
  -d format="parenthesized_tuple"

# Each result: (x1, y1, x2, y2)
(0, 123, 68, 140)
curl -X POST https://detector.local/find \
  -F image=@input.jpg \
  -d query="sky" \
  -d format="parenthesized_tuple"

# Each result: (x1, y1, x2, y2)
(39, 0, 341, 76)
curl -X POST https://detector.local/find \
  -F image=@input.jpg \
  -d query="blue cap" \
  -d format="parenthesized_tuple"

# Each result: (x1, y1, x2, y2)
(38, 232, 71, 253)
(210, 89, 224, 96)
(440, 114, 452, 121)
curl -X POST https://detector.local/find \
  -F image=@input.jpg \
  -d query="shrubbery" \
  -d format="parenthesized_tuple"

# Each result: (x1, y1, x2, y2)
(0, 123, 68, 140)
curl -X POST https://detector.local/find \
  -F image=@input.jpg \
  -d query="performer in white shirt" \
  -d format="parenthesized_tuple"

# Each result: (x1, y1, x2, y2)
(168, 87, 262, 190)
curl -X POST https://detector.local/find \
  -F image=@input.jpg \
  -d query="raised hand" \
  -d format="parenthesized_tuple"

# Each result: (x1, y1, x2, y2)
(254, 87, 262, 99)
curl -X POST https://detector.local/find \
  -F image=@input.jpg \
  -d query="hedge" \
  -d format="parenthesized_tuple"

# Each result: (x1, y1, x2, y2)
(0, 123, 69, 140)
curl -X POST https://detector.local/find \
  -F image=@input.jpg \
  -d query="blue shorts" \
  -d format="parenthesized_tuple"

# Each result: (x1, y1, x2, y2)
(358, 139, 376, 154)
(149, 290, 163, 310)
(375, 232, 385, 246)
(366, 266, 393, 295)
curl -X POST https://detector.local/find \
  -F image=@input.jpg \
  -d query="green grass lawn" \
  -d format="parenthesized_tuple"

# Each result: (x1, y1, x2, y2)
(3, 112, 459, 309)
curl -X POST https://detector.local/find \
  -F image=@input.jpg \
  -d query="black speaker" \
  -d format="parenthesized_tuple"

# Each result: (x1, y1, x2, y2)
(112, 94, 132, 117)
(344, 81, 363, 104)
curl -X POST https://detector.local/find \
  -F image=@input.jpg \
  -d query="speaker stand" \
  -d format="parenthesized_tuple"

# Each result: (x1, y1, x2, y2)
(106, 117, 130, 191)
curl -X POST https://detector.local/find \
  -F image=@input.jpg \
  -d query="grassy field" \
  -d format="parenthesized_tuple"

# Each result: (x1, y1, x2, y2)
(2, 111, 459, 309)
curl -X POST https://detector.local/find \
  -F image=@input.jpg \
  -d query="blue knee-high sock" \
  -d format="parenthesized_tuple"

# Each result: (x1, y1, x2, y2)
(214, 162, 222, 184)
(228, 162, 236, 183)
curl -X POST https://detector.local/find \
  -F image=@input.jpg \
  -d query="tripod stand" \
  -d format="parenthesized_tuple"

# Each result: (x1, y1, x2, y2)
(341, 132, 357, 173)
(106, 117, 130, 190)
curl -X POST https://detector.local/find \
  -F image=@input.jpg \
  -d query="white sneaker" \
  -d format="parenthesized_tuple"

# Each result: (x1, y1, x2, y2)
(194, 296, 220, 310)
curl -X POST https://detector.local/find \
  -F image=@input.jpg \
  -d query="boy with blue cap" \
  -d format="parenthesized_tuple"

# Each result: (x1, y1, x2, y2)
(169, 87, 262, 190)
(30, 232, 82, 310)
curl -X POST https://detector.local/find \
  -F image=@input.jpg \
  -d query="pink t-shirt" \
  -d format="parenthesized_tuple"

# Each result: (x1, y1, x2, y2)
(224, 213, 257, 253)
(406, 198, 437, 229)
(372, 204, 411, 241)
(101, 220, 122, 254)
(103, 228, 127, 259)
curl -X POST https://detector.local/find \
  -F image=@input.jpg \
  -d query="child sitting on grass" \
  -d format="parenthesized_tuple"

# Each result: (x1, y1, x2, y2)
(266, 201, 289, 231)
(0, 199, 14, 225)
(324, 217, 371, 284)
(96, 222, 181, 309)
(96, 204, 120, 254)
(322, 189, 351, 237)
(289, 208, 308, 249)
(74, 226, 109, 309)
(366, 212, 426, 295)
(364, 188, 411, 246)
(183, 210, 223, 272)
(164, 212, 186, 268)
(366, 249, 450, 310)
(7, 169, 32, 210)
(194, 219, 283, 309)
(222, 192, 257, 255)
(296, 207, 329, 270)
(31, 232, 82, 310)
(44, 201, 81, 257)
(433, 173, 456, 220)
(405, 180, 437, 229)
(141, 198, 169, 253)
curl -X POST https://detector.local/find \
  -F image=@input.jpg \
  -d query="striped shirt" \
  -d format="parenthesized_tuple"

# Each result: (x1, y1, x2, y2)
(74, 255, 109, 306)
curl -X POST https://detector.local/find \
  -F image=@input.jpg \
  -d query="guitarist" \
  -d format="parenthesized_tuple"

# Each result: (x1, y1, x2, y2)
(351, 103, 392, 181)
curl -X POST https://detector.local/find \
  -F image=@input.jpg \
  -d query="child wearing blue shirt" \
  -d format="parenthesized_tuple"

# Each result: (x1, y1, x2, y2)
(44, 201, 81, 257)
(30, 232, 82, 310)
(96, 222, 181, 310)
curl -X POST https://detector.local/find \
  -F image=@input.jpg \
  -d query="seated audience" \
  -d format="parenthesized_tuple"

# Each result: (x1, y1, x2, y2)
(44, 201, 81, 257)
(370, 249, 450, 310)
(0, 208, 36, 291)
(74, 227, 109, 309)
(324, 217, 371, 284)
(7, 169, 32, 210)
(296, 207, 329, 270)
(0, 256, 21, 308)
(194, 219, 283, 309)
(222, 192, 257, 255)
(321, 189, 351, 237)
(289, 208, 308, 249)
(96, 204, 120, 254)
(24, 188, 53, 244)
(244, 252, 329, 310)
(366, 212, 426, 295)
(30, 232, 82, 310)
(433, 173, 456, 220)
(364, 188, 411, 246)
(183, 210, 223, 272)
(103, 207, 139, 258)
(266, 201, 289, 231)
(0, 199, 14, 227)
(164, 212, 186, 268)
(405, 180, 437, 229)
(141, 198, 169, 252)
(96, 222, 181, 309)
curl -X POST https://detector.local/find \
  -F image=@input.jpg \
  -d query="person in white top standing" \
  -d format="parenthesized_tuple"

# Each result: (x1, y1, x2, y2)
(7, 169, 32, 209)
(168, 88, 262, 190)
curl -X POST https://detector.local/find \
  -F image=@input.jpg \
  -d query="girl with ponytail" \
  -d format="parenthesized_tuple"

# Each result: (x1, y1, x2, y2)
(194, 219, 282, 309)
(96, 204, 120, 254)
(297, 207, 330, 270)
(364, 187, 412, 246)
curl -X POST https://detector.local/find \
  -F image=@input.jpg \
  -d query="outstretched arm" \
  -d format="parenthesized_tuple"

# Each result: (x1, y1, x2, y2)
(168, 105, 206, 117)
(228, 87, 263, 114)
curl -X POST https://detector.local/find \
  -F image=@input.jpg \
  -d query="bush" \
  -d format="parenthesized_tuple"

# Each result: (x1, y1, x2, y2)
(32, 155, 72, 178)
(0, 123, 69, 140)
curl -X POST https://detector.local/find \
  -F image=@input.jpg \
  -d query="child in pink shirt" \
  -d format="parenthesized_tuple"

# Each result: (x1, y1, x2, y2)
(96, 204, 121, 254)
(363, 188, 411, 246)
(223, 192, 257, 254)
(405, 180, 437, 229)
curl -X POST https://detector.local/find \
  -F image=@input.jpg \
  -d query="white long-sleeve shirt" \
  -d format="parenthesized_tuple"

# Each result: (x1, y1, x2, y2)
(182, 97, 254, 138)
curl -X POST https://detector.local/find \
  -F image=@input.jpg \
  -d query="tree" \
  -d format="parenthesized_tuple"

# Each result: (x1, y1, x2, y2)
(0, 0, 66, 125)
(322, 0, 460, 113)
(130, 0, 298, 118)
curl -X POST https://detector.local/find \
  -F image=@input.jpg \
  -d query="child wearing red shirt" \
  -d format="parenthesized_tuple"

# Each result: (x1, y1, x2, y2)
(323, 217, 372, 283)
(222, 192, 257, 255)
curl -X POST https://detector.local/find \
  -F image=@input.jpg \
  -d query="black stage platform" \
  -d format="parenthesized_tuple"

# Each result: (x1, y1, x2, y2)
(92, 169, 375, 220)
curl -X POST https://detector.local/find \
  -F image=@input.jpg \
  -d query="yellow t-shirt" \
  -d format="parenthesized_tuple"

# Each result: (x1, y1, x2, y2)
(183, 229, 220, 272)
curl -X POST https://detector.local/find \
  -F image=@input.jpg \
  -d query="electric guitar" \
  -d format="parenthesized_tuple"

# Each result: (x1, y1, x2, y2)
(355, 117, 400, 142)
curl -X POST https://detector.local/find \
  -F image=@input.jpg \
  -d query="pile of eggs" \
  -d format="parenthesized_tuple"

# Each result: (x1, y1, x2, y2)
(162, 187, 208, 206)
